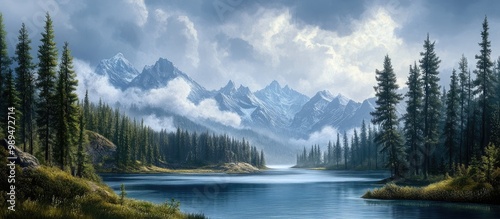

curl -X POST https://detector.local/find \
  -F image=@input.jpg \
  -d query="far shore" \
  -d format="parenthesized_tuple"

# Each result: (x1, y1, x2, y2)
(98, 162, 265, 174)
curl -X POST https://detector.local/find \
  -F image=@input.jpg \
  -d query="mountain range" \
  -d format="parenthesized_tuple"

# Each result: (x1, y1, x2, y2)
(95, 53, 376, 136)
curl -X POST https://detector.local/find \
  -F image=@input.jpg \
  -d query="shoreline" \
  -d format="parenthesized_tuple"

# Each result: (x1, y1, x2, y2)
(97, 162, 265, 174)
(362, 177, 500, 205)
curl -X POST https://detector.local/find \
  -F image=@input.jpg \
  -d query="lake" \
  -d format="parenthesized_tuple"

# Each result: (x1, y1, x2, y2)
(101, 166, 500, 219)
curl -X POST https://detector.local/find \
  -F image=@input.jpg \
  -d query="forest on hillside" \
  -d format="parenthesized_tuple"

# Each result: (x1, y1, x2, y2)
(297, 17, 500, 181)
(0, 12, 265, 178)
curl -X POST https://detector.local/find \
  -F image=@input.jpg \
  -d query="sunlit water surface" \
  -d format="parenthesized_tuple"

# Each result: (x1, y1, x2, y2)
(101, 165, 500, 219)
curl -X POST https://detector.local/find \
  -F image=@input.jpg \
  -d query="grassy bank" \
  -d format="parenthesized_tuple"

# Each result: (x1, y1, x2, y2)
(102, 162, 263, 174)
(363, 143, 500, 205)
(363, 175, 500, 205)
(0, 166, 205, 219)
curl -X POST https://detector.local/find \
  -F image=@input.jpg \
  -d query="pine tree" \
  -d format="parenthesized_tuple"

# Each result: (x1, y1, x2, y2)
(371, 55, 405, 177)
(260, 150, 265, 168)
(0, 13, 13, 136)
(343, 131, 349, 169)
(495, 57, 500, 107)
(368, 124, 374, 169)
(335, 132, 341, 167)
(444, 69, 460, 170)
(3, 70, 21, 140)
(120, 115, 130, 166)
(76, 113, 85, 177)
(419, 34, 441, 179)
(352, 129, 360, 167)
(403, 62, 424, 175)
(473, 16, 495, 151)
(14, 23, 36, 153)
(326, 141, 333, 165)
(360, 120, 368, 165)
(54, 42, 79, 170)
(36, 13, 59, 164)
(458, 55, 470, 165)
(120, 183, 127, 205)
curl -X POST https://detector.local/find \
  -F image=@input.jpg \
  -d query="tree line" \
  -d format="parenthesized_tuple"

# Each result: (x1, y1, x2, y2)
(297, 17, 500, 179)
(0, 12, 81, 173)
(85, 98, 266, 168)
(0, 12, 266, 177)
(296, 120, 383, 169)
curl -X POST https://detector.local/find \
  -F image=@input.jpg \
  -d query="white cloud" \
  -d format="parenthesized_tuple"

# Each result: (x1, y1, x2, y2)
(289, 126, 359, 149)
(290, 126, 340, 147)
(74, 58, 241, 128)
(142, 115, 176, 132)
(127, 0, 149, 26)
(177, 15, 200, 67)
(143, 78, 241, 127)
(215, 7, 419, 101)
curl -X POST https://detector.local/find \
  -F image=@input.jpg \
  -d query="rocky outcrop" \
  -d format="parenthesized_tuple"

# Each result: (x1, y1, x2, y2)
(214, 162, 260, 173)
(1, 139, 40, 169)
(85, 131, 117, 171)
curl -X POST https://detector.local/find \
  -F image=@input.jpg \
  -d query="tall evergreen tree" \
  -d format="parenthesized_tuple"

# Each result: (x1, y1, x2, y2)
(76, 113, 85, 177)
(260, 150, 266, 168)
(473, 16, 495, 150)
(371, 55, 405, 177)
(458, 55, 470, 165)
(403, 62, 424, 175)
(343, 131, 349, 169)
(36, 13, 59, 164)
(335, 132, 341, 167)
(495, 57, 500, 106)
(3, 70, 21, 140)
(360, 120, 368, 165)
(0, 13, 13, 136)
(54, 42, 79, 170)
(326, 141, 333, 165)
(14, 23, 36, 153)
(444, 69, 460, 170)
(419, 34, 441, 178)
(368, 124, 374, 169)
(352, 129, 360, 167)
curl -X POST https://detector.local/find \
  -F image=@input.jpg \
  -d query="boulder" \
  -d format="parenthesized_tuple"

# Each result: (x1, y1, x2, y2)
(86, 131, 117, 171)
(1, 139, 40, 169)
(216, 162, 260, 173)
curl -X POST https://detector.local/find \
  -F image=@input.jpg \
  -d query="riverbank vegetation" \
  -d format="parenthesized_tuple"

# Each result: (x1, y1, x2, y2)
(364, 143, 500, 204)
(0, 152, 204, 218)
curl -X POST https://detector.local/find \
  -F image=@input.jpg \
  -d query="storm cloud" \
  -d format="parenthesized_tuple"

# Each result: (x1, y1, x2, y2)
(3, 0, 500, 102)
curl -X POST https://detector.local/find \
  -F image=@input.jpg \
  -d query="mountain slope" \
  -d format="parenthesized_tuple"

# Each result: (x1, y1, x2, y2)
(254, 80, 309, 128)
(94, 53, 140, 89)
(89, 54, 384, 163)
(291, 90, 335, 132)
(128, 58, 211, 102)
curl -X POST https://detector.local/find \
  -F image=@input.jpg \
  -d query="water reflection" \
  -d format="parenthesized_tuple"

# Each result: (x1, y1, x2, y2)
(101, 167, 500, 219)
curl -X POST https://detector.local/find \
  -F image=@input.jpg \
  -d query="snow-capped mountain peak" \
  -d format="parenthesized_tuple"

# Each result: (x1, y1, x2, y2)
(93, 53, 377, 139)
(314, 90, 335, 102)
(267, 80, 281, 91)
(335, 93, 350, 105)
(94, 53, 140, 89)
(219, 80, 236, 94)
(128, 57, 210, 102)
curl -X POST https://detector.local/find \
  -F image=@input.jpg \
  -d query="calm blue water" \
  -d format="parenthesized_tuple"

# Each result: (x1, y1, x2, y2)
(101, 166, 500, 219)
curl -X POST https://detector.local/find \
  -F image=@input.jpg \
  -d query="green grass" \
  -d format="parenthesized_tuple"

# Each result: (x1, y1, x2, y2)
(0, 166, 205, 219)
(363, 176, 500, 204)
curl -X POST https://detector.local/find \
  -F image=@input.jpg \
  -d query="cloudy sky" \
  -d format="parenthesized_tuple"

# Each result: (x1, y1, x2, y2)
(3, 0, 500, 101)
